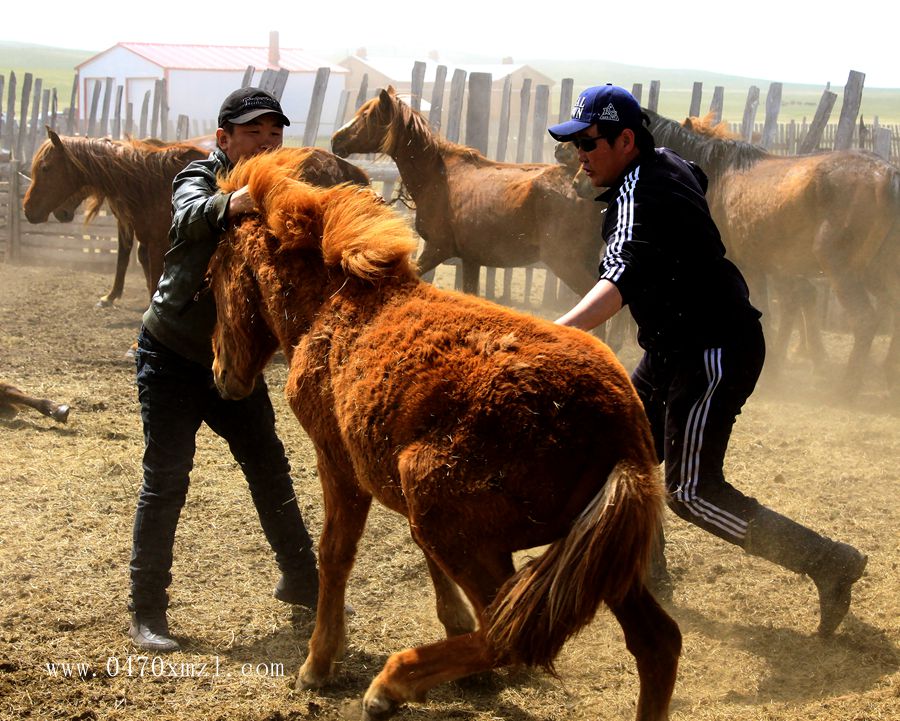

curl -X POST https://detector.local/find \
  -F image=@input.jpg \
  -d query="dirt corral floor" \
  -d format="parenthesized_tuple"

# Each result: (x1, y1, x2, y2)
(0, 262, 898, 721)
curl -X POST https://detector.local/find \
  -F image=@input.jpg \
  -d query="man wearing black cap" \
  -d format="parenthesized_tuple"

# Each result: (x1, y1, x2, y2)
(128, 87, 319, 652)
(549, 84, 866, 637)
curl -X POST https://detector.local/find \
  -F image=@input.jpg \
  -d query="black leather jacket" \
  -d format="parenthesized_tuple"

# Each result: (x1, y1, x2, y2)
(142, 149, 234, 366)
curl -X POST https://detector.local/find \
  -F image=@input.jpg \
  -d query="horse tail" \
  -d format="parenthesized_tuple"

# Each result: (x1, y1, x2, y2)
(485, 457, 664, 673)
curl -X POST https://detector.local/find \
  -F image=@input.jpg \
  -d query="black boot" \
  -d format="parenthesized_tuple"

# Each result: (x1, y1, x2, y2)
(744, 507, 867, 636)
(254, 489, 320, 609)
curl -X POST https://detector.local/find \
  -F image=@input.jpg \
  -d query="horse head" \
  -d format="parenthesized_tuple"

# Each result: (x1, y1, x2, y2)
(331, 86, 400, 157)
(24, 128, 88, 224)
(208, 219, 280, 401)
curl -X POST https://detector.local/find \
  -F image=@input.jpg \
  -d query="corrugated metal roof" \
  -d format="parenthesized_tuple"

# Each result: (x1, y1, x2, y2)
(80, 42, 347, 74)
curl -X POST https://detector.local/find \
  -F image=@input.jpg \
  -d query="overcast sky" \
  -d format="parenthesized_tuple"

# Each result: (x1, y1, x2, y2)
(4, 0, 896, 88)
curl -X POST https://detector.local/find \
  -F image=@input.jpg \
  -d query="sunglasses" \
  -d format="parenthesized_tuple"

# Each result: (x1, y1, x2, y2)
(571, 134, 609, 152)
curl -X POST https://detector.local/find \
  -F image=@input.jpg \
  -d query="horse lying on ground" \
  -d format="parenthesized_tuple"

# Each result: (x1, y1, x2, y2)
(0, 381, 69, 423)
(331, 86, 605, 300)
(208, 150, 681, 721)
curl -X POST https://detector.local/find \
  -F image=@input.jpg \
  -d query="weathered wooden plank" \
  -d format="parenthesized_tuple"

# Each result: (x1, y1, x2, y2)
(334, 89, 351, 131)
(15, 73, 33, 161)
(139, 90, 150, 138)
(158, 78, 169, 140)
(740, 85, 760, 142)
(410, 60, 426, 111)
(50, 89, 58, 133)
(112, 85, 123, 139)
(631, 83, 643, 105)
(689, 81, 702, 117)
(99, 76, 113, 137)
(709, 86, 724, 124)
(86, 77, 101, 137)
(176, 114, 190, 140)
(465, 72, 492, 156)
(355, 73, 369, 111)
(66, 72, 78, 134)
(3, 72, 17, 152)
(558, 77, 574, 122)
(496, 75, 512, 161)
(446, 69, 467, 143)
(798, 89, 837, 154)
(0, 75, 5, 142)
(270, 69, 289, 101)
(25, 78, 42, 159)
(515, 78, 532, 163)
(873, 127, 892, 160)
(302, 67, 331, 147)
(531, 84, 550, 163)
(834, 70, 865, 150)
(761, 82, 782, 149)
(647, 80, 660, 112)
(428, 65, 447, 131)
(241, 66, 255, 88)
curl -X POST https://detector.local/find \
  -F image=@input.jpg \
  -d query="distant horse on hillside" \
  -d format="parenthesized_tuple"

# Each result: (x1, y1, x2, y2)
(208, 152, 680, 721)
(331, 86, 604, 300)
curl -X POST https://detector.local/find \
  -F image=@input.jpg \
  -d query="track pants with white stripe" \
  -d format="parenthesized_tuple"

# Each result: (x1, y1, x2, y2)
(631, 320, 766, 547)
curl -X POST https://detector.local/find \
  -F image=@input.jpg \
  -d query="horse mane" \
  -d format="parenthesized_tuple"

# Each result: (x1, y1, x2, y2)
(372, 87, 484, 163)
(222, 150, 419, 282)
(38, 135, 207, 214)
(644, 109, 769, 180)
(683, 111, 740, 140)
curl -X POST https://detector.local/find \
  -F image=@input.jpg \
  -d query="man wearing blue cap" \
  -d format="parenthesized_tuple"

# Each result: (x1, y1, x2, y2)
(549, 84, 866, 636)
(128, 87, 319, 652)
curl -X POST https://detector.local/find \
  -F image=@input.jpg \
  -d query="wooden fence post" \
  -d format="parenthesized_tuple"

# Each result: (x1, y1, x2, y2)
(531, 83, 549, 162)
(49, 89, 57, 133)
(761, 82, 782, 149)
(446, 69, 466, 143)
(112, 85, 123, 139)
(125, 101, 134, 138)
(333, 89, 351, 131)
(410, 60, 426, 111)
(176, 114, 190, 140)
(66, 73, 78, 134)
(355, 73, 369, 111)
(158, 78, 169, 140)
(834, 70, 865, 150)
(16, 73, 33, 161)
(515, 78, 532, 162)
(8, 162, 20, 260)
(465, 72, 491, 156)
(26, 78, 42, 159)
(302, 67, 330, 146)
(139, 90, 150, 138)
(270, 69, 289, 101)
(873, 127, 892, 160)
(0, 75, 4, 143)
(428, 65, 447, 131)
(151, 79, 162, 138)
(798, 88, 836, 154)
(709, 85, 724, 124)
(558, 77, 574, 122)
(495, 75, 512, 161)
(4, 72, 17, 152)
(242, 66, 255, 88)
(689, 81, 702, 117)
(631, 83, 643, 105)
(99, 77, 113, 137)
(740, 85, 760, 142)
(647, 80, 660, 112)
(86, 78, 101, 137)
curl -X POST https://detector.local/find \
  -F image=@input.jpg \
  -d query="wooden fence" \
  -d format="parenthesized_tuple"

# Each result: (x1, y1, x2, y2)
(1, 64, 895, 316)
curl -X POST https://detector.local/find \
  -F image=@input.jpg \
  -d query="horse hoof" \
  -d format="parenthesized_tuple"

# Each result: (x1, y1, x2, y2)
(296, 660, 328, 690)
(52, 405, 70, 424)
(96, 297, 113, 308)
(362, 688, 401, 721)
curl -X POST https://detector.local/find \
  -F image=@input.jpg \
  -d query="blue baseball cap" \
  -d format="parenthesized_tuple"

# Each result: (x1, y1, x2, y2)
(548, 84, 643, 141)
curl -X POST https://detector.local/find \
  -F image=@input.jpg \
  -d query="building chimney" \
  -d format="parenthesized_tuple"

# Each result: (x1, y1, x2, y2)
(428, 49, 440, 62)
(355, 46, 367, 59)
(269, 31, 280, 66)
(502, 56, 514, 64)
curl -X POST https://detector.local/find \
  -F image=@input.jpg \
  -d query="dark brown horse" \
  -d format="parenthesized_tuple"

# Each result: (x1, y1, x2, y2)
(647, 111, 899, 389)
(331, 86, 605, 299)
(0, 381, 69, 423)
(207, 151, 680, 721)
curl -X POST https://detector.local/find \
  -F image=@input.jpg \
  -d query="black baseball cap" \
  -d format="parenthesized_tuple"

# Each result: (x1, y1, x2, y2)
(548, 84, 642, 141)
(218, 87, 290, 128)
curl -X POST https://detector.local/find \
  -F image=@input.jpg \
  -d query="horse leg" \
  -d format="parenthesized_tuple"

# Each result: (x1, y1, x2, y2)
(99, 220, 134, 307)
(415, 243, 450, 285)
(0, 383, 69, 423)
(608, 583, 681, 721)
(423, 554, 476, 637)
(297, 461, 372, 689)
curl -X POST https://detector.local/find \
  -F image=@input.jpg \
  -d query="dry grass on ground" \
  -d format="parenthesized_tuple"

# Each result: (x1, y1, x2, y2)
(0, 263, 897, 721)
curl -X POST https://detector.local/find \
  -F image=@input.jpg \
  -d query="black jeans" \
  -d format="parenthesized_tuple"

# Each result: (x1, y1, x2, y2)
(130, 327, 314, 616)
(631, 321, 766, 547)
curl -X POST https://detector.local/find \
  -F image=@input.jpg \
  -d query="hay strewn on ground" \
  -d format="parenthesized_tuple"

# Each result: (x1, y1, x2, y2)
(0, 263, 897, 721)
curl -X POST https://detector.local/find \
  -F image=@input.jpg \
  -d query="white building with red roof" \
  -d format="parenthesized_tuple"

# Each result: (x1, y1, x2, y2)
(75, 35, 348, 140)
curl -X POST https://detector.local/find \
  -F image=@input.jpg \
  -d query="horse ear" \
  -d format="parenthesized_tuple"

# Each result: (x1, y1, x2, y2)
(379, 87, 394, 106)
(684, 117, 695, 131)
(48, 128, 64, 149)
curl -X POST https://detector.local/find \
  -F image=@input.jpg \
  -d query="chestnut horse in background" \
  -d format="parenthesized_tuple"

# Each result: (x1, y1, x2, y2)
(208, 152, 680, 721)
(331, 86, 605, 300)
(24, 131, 208, 304)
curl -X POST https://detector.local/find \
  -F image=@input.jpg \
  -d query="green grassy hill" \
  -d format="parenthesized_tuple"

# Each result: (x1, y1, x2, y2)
(3, 41, 898, 125)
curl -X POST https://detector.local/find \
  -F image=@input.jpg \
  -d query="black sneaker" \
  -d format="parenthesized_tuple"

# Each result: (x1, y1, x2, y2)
(274, 573, 319, 609)
(128, 613, 180, 653)
(813, 543, 867, 637)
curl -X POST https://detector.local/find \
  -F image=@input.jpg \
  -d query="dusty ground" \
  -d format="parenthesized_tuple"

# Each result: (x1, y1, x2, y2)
(0, 261, 897, 721)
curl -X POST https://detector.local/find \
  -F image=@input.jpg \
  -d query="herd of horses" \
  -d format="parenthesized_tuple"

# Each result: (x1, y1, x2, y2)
(6, 87, 898, 718)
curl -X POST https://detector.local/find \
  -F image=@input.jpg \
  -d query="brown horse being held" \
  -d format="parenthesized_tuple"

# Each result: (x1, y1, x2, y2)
(207, 150, 681, 721)
(331, 86, 605, 300)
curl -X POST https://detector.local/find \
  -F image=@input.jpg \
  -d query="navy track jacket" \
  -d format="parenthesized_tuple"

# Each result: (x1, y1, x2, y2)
(597, 147, 761, 352)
